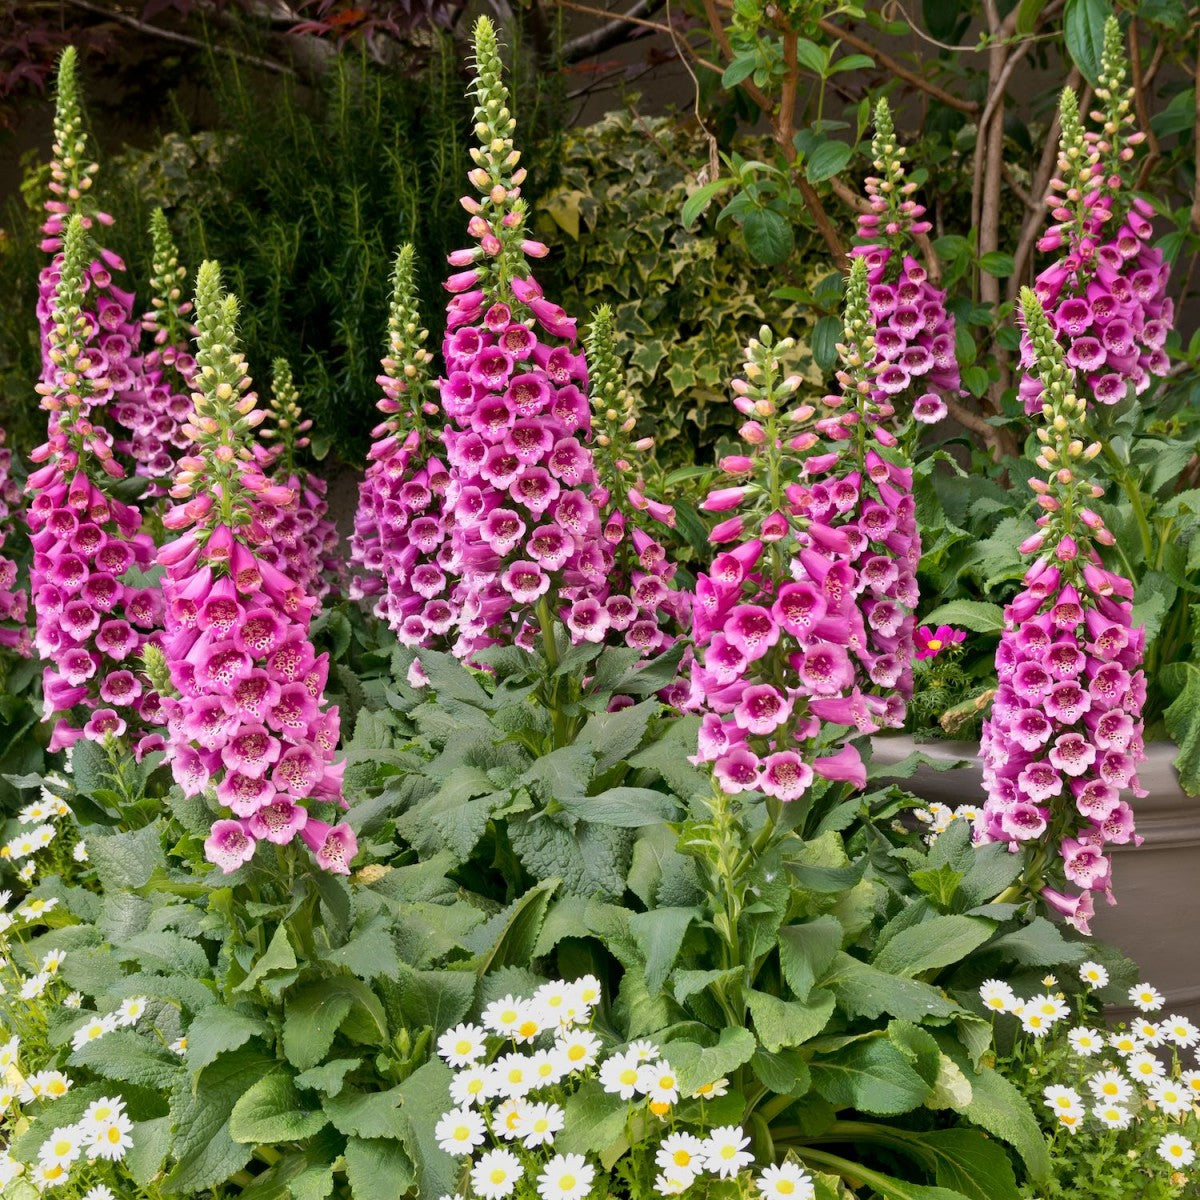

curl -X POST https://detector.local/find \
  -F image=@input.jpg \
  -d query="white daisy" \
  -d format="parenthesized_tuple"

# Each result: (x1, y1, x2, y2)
(86, 1112, 134, 1161)
(1088, 1070, 1133, 1103)
(653, 1170, 694, 1196)
(703, 1126, 754, 1178)
(1066, 1027, 1103, 1056)
(81, 1097, 125, 1128)
(482, 996, 525, 1039)
(493, 1051, 535, 1098)
(556, 1028, 601, 1072)
(434, 1107, 487, 1156)
(655, 1133, 705, 1176)
(691, 1077, 730, 1100)
(1164, 1015, 1200, 1048)
(757, 1161, 816, 1200)
(83, 1187, 116, 1200)
(1126, 1051, 1165, 1084)
(1043, 1085, 1083, 1116)
(41, 949, 67, 974)
(1129, 982, 1165, 1012)
(38, 1127, 83, 1169)
(20, 972, 51, 999)
(71, 1014, 118, 1052)
(628, 1039, 661, 1062)
(637, 1061, 680, 1106)
(449, 1065, 495, 1109)
(170, 1037, 187, 1055)
(116, 996, 148, 1027)
(494, 1097, 531, 1141)
(1179, 1069, 1200, 1096)
(437, 1022, 488, 1068)
(0, 1035, 19, 1070)
(17, 896, 58, 920)
(599, 1051, 642, 1100)
(72, 842, 88, 864)
(521, 1101, 564, 1149)
(1132, 1018, 1165, 1047)
(1150, 1078, 1192, 1117)
(470, 1148, 523, 1200)
(1108, 1032, 1145, 1057)
(1027, 994, 1070, 1024)
(978, 979, 1017, 1013)
(527, 1048, 568, 1090)
(33, 1161, 72, 1189)
(536, 1152, 594, 1200)
(1092, 1102, 1132, 1129)
(1157, 1134, 1196, 1168)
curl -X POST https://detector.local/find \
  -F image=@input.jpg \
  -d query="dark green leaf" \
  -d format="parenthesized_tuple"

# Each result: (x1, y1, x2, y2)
(743, 209, 794, 266)
(1063, 0, 1112, 85)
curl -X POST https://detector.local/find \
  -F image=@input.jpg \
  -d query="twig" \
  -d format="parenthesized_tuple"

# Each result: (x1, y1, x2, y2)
(816, 16, 979, 115)
(946, 397, 1002, 442)
(556, 0, 722, 72)
(63, 0, 296, 75)
(1129, 23, 1161, 192)
(779, 32, 799, 147)
(561, 0, 665, 62)
(1192, 34, 1200, 234)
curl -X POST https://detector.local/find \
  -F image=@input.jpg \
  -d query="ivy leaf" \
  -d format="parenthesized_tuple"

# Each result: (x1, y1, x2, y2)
(743, 209, 794, 266)
(1063, 0, 1112, 85)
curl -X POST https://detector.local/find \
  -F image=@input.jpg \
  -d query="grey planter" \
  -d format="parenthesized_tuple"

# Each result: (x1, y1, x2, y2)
(871, 736, 1200, 1026)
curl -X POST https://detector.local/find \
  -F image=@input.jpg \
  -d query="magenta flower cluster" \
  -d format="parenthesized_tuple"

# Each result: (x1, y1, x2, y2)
(1021, 38, 1170, 414)
(359, 24, 684, 660)
(350, 246, 453, 636)
(0, 428, 30, 656)
(978, 290, 1146, 934)
(852, 99, 960, 426)
(255, 360, 341, 605)
(158, 262, 355, 877)
(27, 217, 163, 754)
(689, 259, 919, 802)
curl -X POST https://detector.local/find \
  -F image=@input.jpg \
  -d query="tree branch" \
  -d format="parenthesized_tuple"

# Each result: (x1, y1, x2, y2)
(561, 0, 665, 62)
(63, 0, 296, 75)
(815, 16, 979, 116)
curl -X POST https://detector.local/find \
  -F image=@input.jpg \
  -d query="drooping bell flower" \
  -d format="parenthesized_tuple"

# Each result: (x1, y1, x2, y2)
(26, 215, 162, 752)
(134, 208, 198, 492)
(349, 245, 453, 642)
(38, 49, 146, 456)
(1022, 18, 1169, 415)
(851, 98, 960, 426)
(689, 255, 920, 803)
(158, 261, 355, 876)
(255, 358, 342, 604)
(978, 288, 1146, 933)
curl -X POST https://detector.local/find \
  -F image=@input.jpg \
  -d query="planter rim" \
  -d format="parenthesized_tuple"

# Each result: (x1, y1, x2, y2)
(870, 734, 1198, 841)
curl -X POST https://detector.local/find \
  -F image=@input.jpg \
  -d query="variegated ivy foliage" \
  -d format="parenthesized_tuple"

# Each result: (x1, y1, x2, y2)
(536, 111, 821, 471)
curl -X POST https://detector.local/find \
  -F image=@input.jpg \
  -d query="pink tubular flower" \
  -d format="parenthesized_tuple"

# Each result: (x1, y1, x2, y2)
(1023, 31, 1171, 415)
(160, 262, 355, 878)
(851, 99, 961, 426)
(978, 288, 1145, 924)
(689, 256, 919, 805)
(26, 216, 162, 746)
(0, 428, 30, 656)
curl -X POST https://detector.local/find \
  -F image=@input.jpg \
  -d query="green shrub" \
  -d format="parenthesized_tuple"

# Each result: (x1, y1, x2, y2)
(537, 109, 821, 470)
